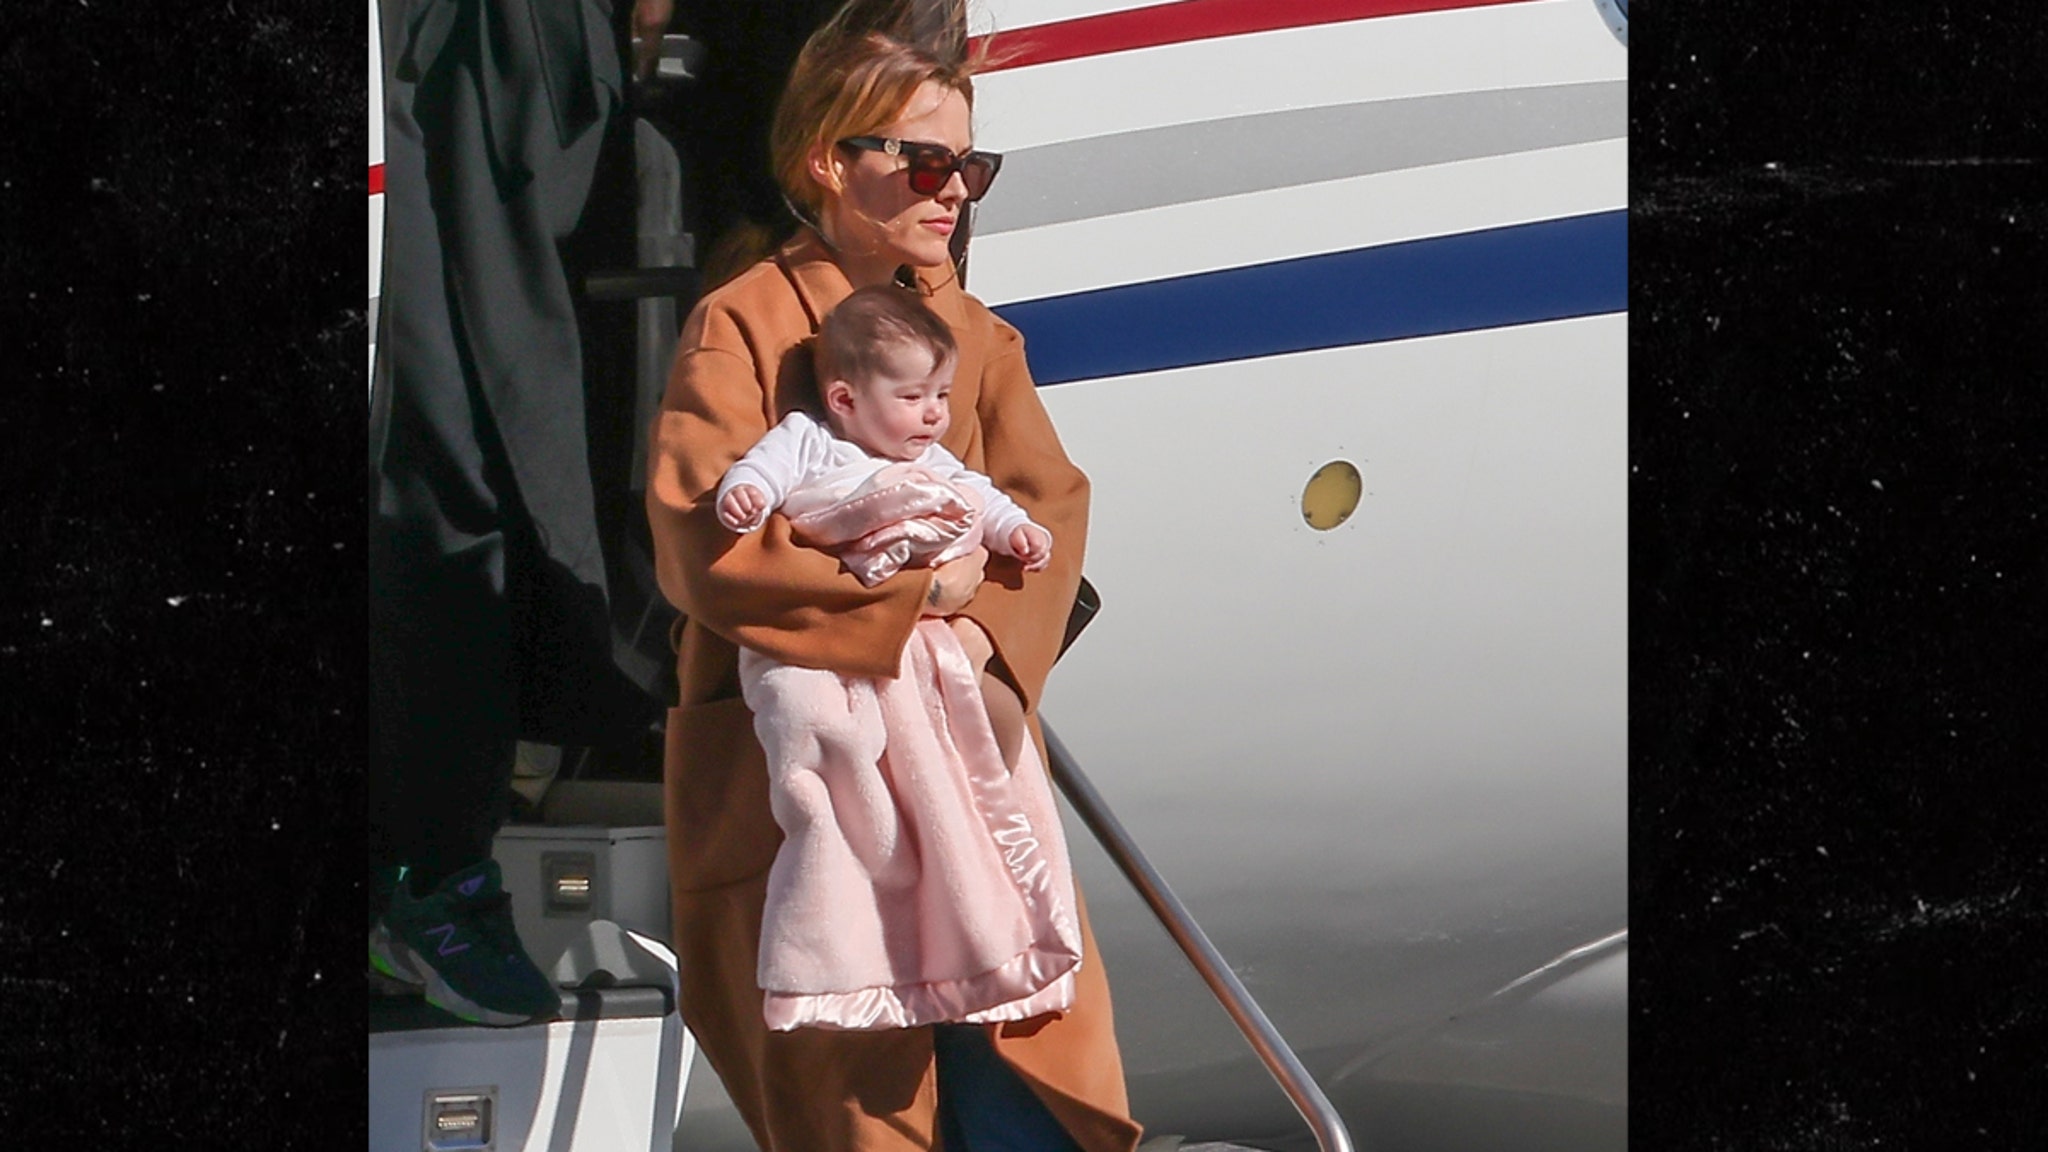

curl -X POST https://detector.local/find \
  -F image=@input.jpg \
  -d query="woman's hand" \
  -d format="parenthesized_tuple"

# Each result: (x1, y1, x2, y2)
(632, 0, 672, 79)
(923, 547, 988, 616)
(947, 615, 995, 670)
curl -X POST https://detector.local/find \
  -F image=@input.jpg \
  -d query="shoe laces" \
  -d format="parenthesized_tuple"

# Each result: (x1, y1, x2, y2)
(460, 890, 528, 958)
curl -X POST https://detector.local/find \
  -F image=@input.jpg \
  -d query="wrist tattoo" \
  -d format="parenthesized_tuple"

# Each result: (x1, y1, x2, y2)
(928, 577, 943, 607)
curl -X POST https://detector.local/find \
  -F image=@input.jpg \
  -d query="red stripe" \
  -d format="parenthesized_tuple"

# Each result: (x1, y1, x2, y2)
(369, 164, 385, 195)
(976, 0, 1535, 71)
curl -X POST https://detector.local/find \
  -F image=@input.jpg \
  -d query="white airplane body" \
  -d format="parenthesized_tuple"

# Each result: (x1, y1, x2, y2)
(370, 1, 1627, 1148)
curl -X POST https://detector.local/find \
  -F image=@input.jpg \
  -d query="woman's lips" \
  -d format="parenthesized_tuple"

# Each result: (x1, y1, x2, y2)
(922, 217, 955, 235)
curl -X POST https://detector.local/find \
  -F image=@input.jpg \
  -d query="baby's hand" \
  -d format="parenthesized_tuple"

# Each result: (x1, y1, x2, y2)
(1009, 524, 1052, 571)
(718, 484, 767, 531)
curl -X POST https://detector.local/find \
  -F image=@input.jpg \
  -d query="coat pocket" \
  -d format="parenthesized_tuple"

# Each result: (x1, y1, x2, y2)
(664, 695, 783, 892)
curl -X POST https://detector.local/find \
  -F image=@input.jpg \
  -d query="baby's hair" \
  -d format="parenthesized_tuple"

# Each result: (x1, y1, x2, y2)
(816, 285, 958, 388)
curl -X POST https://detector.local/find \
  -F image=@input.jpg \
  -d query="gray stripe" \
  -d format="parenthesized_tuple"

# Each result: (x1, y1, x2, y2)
(974, 81, 1625, 235)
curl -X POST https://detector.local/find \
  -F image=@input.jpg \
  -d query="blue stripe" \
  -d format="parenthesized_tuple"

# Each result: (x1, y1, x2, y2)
(993, 210, 1626, 386)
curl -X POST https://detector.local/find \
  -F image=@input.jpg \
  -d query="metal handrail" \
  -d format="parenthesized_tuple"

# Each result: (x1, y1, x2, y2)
(1040, 721, 1356, 1152)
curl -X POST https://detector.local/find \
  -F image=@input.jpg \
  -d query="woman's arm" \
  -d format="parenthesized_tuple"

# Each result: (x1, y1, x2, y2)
(952, 316, 1090, 714)
(647, 339, 931, 679)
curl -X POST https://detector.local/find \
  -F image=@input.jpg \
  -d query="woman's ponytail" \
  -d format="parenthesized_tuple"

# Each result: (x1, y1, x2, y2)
(701, 218, 794, 293)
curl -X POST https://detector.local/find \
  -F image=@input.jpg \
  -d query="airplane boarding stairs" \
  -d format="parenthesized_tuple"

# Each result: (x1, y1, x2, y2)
(368, 918, 694, 1152)
(368, 579, 1352, 1152)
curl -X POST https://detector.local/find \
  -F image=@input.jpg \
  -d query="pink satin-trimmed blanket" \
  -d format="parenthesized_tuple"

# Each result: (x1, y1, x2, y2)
(737, 467, 1083, 1032)
(785, 462, 984, 587)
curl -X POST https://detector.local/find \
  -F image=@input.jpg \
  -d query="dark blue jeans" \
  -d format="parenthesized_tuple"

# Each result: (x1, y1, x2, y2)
(933, 1025, 1086, 1152)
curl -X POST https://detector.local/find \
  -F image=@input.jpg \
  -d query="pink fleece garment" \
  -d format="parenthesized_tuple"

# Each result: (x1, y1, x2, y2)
(738, 470, 1082, 1032)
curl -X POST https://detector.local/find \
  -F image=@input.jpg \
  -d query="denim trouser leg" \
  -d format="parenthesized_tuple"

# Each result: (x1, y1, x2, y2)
(933, 1024, 1086, 1152)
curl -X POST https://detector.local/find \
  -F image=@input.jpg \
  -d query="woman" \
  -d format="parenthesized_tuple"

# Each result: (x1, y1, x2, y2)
(644, 3, 1142, 1149)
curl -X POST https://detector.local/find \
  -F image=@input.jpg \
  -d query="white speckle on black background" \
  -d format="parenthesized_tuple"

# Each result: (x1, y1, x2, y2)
(1635, 1, 2048, 1142)
(2, 0, 361, 1138)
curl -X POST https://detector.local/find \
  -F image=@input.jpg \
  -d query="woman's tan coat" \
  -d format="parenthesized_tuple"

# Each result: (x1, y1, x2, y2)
(647, 231, 1142, 1152)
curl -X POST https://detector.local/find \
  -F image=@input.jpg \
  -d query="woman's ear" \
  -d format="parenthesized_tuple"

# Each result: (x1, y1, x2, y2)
(805, 141, 844, 198)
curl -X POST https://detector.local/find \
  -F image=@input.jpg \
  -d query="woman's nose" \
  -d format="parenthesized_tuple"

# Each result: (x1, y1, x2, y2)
(935, 169, 968, 208)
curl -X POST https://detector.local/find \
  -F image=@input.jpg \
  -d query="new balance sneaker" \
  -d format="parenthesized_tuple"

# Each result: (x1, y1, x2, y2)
(371, 860, 561, 1026)
(367, 865, 422, 996)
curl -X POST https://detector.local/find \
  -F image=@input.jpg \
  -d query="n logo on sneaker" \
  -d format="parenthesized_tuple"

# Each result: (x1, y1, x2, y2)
(424, 923, 471, 957)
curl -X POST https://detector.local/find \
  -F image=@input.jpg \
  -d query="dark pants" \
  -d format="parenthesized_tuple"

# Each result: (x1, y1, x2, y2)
(934, 1025, 1087, 1152)
(370, 0, 636, 892)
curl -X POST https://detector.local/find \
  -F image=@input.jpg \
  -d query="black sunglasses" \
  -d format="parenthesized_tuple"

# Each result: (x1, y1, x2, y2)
(838, 136, 1003, 201)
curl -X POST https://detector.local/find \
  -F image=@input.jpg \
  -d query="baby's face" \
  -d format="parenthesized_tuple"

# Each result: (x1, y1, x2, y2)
(831, 343, 954, 461)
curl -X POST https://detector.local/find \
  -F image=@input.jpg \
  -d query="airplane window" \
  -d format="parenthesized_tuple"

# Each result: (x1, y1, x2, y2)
(1302, 460, 1363, 530)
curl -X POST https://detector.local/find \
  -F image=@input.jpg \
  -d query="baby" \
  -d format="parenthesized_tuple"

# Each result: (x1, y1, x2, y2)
(716, 284, 1049, 769)
(717, 284, 1050, 577)
(709, 287, 1081, 1031)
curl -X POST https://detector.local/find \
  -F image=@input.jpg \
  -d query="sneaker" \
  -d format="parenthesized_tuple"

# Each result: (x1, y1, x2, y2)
(367, 866, 422, 996)
(372, 860, 562, 1026)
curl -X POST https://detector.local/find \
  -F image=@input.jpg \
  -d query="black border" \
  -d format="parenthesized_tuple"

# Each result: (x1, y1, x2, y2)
(0, 0, 368, 1142)
(1632, 1, 2048, 1145)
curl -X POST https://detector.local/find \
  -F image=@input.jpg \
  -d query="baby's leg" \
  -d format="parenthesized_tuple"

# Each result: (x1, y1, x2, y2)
(979, 670, 1027, 775)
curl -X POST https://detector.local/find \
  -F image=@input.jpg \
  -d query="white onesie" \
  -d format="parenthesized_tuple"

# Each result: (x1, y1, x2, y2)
(717, 409, 1042, 559)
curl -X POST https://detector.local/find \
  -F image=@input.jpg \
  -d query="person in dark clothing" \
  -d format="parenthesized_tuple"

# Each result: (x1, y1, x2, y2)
(369, 0, 652, 1026)
(632, 0, 848, 287)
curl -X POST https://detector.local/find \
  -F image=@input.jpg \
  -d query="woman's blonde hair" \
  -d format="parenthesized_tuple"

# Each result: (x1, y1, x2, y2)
(704, 0, 989, 288)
